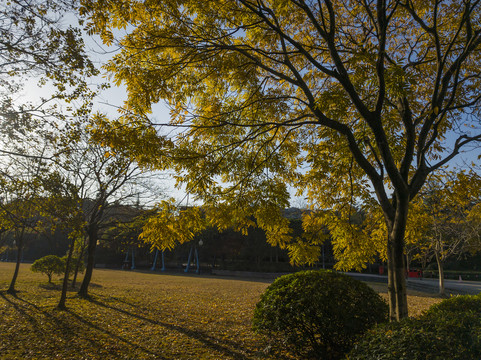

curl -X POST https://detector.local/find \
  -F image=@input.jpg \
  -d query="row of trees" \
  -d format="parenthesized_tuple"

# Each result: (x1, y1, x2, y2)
(0, 1, 165, 309)
(0, 120, 159, 307)
(407, 171, 481, 294)
(0, 0, 93, 307)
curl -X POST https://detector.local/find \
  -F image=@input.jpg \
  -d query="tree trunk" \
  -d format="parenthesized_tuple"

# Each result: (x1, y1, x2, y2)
(78, 225, 98, 298)
(406, 252, 411, 273)
(387, 242, 408, 321)
(72, 245, 85, 288)
(435, 250, 445, 295)
(7, 231, 24, 294)
(58, 237, 75, 309)
(385, 196, 409, 321)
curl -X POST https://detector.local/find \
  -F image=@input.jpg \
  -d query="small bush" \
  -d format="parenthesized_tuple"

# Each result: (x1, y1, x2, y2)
(426, 293, 481, 315)
(349, 294, 481, 360)
(31, 255, 64, 283)
(252, 270, 388, 360)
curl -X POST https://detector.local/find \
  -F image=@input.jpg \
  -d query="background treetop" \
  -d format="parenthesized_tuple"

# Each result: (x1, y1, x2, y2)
(0, 0, 98, 143)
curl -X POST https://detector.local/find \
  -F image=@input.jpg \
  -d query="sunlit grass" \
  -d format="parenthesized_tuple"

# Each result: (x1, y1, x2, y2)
(366, 281, 443, 318)
(0, 263, 443, 359)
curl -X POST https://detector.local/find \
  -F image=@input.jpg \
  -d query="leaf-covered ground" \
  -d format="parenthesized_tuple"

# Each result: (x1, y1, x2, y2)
(367, 281, 443, 317)
(0, 263, 442, 359)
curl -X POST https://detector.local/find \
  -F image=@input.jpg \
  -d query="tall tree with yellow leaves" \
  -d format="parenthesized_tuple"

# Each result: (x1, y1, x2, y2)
(81, 1, 481, 320)
(409, 171, 481, 295)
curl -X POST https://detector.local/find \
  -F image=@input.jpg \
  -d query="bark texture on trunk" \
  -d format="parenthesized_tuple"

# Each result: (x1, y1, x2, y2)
(385, 195, 409, 321)
(72, 245, 85, 289)
(7, 233, 23, 294)
(435, 251, 445, 295)
(78, 225, 98, 298)
(58, 238, 75, 309)
(387, 240, 408, 320)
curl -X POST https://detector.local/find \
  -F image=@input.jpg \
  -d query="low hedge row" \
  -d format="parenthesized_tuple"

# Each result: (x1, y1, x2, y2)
(349, 294, 481, 360)
(253, 271, 481, 359)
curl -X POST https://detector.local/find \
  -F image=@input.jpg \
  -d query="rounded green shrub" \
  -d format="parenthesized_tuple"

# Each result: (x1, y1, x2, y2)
(426, 293, 481, 315)
(31, 255, 64, 283)
(252, 270, 388, 360)
(349, 294, 481, 360)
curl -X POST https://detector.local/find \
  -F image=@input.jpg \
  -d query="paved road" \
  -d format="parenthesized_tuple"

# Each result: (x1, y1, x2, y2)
(407, 277, 481, 295)
(211, 270, 481, 295)
(347, 272, 481, 295)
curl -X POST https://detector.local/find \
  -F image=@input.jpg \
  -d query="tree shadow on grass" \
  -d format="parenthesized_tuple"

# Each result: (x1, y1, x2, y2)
(1, 292, 165, 360)
(0, 291, 51, 345)
(136, 269, 275, 284)
(87, 295, 273, 360)
(38, 283, 78, 292)
(37, 281, 103, 292)
(1, 290, 281, 360)
(64, 308, 167, 359)
(1, 292, 101, 354)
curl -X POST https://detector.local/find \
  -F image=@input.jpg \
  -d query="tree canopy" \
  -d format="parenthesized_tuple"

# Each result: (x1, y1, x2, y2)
(407, 169, 481, 294)
(0, 0, 97, 146)
(81, 0, 481, 319)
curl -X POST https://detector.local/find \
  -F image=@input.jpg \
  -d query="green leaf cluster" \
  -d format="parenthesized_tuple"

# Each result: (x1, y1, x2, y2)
(30, 255, 65, 283)
(253, 270, 388, 359)
(350, 294, 481, 360)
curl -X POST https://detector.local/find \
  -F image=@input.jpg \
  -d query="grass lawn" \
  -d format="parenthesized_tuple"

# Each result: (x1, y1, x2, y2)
(0, 263, 443, 359)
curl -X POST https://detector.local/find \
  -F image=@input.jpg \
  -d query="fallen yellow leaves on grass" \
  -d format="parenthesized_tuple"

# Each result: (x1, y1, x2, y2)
(0, 263, 443, 359)
(0, 263, 278, 359)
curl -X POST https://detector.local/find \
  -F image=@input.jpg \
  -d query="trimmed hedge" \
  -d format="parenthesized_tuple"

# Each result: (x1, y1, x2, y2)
(31, 255, 64, 283)
(252, 270, 388, 360)
(31, 255, 85, 282)
(349, 294, 481, 360)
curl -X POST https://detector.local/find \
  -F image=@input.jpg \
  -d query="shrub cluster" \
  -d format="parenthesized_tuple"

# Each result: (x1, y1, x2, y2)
(252, 270, 388, 360)
(349, 294, 481, 360)
(31, 255, 64, 283)
(31, 254, 84, 282)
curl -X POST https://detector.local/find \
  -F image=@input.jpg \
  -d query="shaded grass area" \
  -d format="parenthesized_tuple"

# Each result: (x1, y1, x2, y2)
(0, 263, 443, 359)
